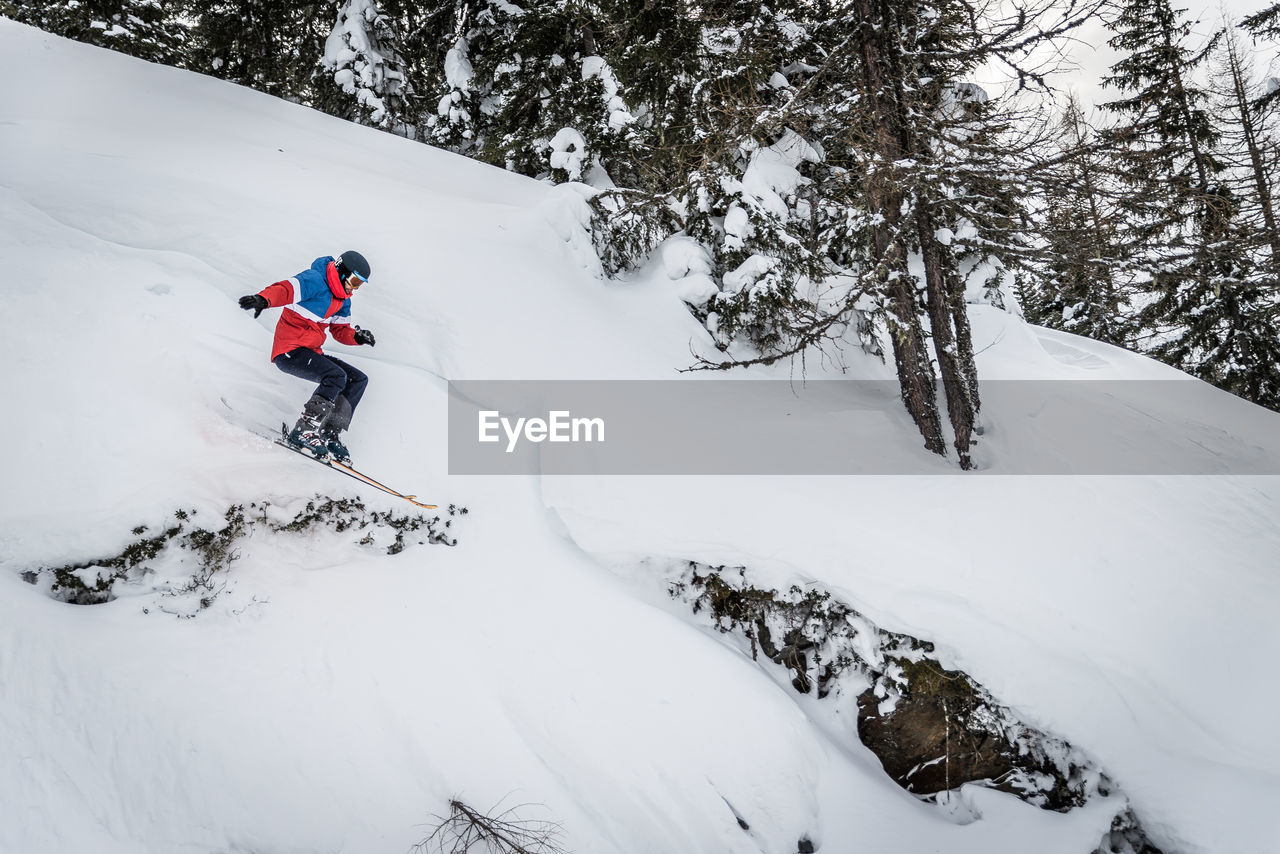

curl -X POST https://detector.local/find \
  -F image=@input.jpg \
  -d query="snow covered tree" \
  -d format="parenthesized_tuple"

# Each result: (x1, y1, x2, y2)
(1242, 2, 1280, 41)
(1, 0, 188, 64)
(595, 0, 705, 188)
(1099, 2, 1280, 410)
(582, 0, 831, 301)
(316, 0, 417, 135)
(686, 0, 1100, 467)
(405, 0, 1099, 464)
(1212, 21, 1280, 281)
(185, 0, 328, 101)
(1026, 96, 1128, 345)
(1141, 261, 1280, 409)
(1160, 20, 1280, 411)
(1100, 0, 1228, 332)
(687, 130, 833, 356)
(676, 3, 837, 354)
(420, 0, 643, 182)
(417, 0, 498, 155)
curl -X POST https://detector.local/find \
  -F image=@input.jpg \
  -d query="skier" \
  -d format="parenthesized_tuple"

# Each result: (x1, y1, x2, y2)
(238, 251, 377, 464)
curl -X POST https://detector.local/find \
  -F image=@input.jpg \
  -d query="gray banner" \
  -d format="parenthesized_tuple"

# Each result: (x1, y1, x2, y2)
(446, 380, 1280, 475)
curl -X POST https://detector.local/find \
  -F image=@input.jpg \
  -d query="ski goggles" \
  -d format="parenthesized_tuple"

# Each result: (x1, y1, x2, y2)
(345, 270, 367, 290)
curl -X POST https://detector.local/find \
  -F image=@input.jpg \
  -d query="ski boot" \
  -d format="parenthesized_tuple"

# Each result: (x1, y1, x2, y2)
(287, 395, 335, 459)
(321, 427, 352, 465)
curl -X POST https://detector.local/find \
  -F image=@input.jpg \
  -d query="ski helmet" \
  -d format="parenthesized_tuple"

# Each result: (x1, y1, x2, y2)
(337, 250, 371, 283)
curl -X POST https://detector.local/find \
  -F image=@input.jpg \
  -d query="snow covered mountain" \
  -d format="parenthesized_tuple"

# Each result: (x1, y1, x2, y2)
(2, 18, 1279, 854)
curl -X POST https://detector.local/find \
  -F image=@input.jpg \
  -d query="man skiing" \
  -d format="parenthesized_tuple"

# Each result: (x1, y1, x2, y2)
(239, 250, 377, 464)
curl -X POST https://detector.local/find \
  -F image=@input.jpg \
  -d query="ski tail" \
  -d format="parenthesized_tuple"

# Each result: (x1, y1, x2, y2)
(271, 425, 437, 510)
(328, 459, 438, 510)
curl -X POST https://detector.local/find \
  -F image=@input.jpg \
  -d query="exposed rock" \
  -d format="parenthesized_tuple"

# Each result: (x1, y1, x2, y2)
(856, 658, 1080, 809)
(664, 560, 1165, 853)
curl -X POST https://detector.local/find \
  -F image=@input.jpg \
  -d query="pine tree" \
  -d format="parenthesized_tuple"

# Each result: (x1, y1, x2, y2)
(689, 0, 1095, 467)
(1242, 2, 1280, 41)
(598, 0, 705, 189)
(1028, 96, 1128, 345)
(678, 2, 836, 355)
(1177, 19, 1280, 411)
(409, 0, 1100, 464)
(1101, 0, 1225, 319)
(1138, 242, 1280, 410)
(186, 0, 329, 101)
(1102, 0, 1280, 410)
(421, 0, 645, 181)
(1, 0, 188, 64)
(1212, 21, 1280, 279)
(418, 0, 503, 155)
(316, 0, 417, 135)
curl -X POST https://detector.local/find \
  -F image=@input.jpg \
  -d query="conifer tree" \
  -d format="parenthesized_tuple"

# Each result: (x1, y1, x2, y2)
(678, 2, 836, 354)
(421, 0, 644, 181)
(1242, 2, 1280, 40)
(1028, 96, 1128, 345)
(186, 0, 328, 101)
(1177, 20, 1280, 411)
(316, 0, 417, 135)
(597, 0, 704, 189)
(1212, 21, 1280, 278)
(1102, 1, 1280, 409)
(418, 0, 503, 155)
(1100, 0, 1225, 319)
(1136, 219, 1280, 410)
(687, 0, 1098, 467)
(1, 0, 187, 64)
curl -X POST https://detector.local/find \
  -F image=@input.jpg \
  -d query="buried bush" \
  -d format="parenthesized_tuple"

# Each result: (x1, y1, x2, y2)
(22, 497, 467, 610)
(415, 798, 565, 854)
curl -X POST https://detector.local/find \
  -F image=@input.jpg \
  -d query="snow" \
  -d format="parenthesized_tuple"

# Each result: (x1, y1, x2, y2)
(723, 200, 751, 251)
(724, 253, 780, 294)
(548, 127, 587, 180)
(444, 40, 474, 91)
(2, 19, 1279, 854)
(740, 129, 821, 217)
(659, 237, 719, 307)
(581, 55, 635, 129)
(716, 130, 823, 261)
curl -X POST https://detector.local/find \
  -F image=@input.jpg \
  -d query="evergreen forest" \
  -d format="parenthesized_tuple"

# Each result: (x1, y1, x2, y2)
(8, 0, 1279, 466)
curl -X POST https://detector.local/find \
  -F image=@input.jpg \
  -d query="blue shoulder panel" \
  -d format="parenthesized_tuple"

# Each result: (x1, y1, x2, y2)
(292, 256, 339, 320)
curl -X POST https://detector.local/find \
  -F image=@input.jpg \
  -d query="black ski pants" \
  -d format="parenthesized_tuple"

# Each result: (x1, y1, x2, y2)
(273, 347, 368, 431)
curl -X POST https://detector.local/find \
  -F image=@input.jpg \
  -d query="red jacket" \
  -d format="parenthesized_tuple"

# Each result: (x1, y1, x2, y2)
(257, 256, 359, 361)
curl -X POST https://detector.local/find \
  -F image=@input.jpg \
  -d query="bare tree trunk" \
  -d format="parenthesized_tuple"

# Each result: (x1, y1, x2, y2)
(917, 206, 976, 467)
(855, 0, 946, 456)
(1066, 99, 1122, 331)
(949, 265, 980, 403)
(881, 214, 946, 456)
(1222, 29, 1280, 273)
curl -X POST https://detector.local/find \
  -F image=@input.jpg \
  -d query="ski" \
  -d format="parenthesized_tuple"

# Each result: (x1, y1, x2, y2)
(220, 399, 439, 511)
(272, 427, 437, 510)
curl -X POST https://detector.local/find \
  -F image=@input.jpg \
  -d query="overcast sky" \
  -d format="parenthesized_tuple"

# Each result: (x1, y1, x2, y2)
(980, 0, 1280, 112)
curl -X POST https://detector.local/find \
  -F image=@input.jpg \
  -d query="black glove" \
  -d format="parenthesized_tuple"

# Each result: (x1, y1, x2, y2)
(239, 294, 269, 318)
(354, 326, 376, 347)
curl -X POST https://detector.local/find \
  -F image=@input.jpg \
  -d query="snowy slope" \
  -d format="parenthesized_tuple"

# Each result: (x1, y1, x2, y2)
(2, 18, 1279, 854)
